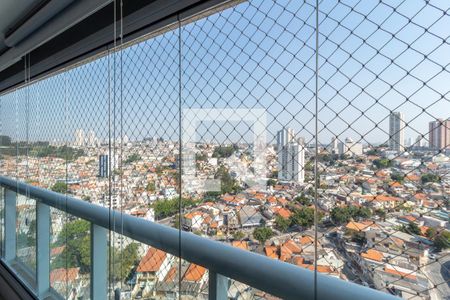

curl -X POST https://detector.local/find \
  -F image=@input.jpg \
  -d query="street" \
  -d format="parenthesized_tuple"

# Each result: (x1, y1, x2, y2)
(423, 251, 450, 300)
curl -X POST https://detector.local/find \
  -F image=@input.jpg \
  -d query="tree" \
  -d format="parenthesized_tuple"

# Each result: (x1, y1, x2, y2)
(266, 179, 277, 186)
(290, 207, 316, 228)
(27, 219, 36, 244)
(0, 135, 12, 146)
(124, 153, 141, 164)
(347, 205, 360, 218)
(374, 209, 386, 221)
(51, 182, 68, 194)
(330, 206, 371, 224)
(195, 153, 208, 162)
(390, 173, 404, 183)
(233, 231, 245, 240)
(146, 181, 156, 192)
(253, 227, 274, 245)
(275, 215, 290, 232)
(366, 149, 379, 156)
(204, 191, 221, 198)
(215, 166, 242, 194)
(398, 222, 421, 235)
(173, 214, 181, 229)
(358, 207, 372, 219)
(111, 243, 140, 282)
(426, 227, 437, 239)
(52, 220, 90, 273)
(31, 144, 85, 161)
(421, 173, 440, 184)
(433, 231, 450, 250)
(153, 197, 198, 219)
(331, 207, 351, 224)
(212, 145, 236, 158)
(305, 160, 314, 171)
(404, 222, 421, 235)
(113, 169, 123, 176)
(373, 158, 391, 169)
(294, 194, 311, 206)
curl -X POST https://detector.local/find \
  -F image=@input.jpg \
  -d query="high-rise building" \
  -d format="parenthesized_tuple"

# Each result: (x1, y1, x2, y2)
(338, 137, 363, 157)
(414, 134, 425, 148)
(276, 127, 294, 148)
(277, 128, 304, 183)
(98, 154, 109, 178)
(74, 129, 85, 147)
(429, 118, 450, 150)
(406, 137, 412, 147)
(328, 136, 338, 154)
(87, 130, 98, 147)
(389, 112, 405, 152)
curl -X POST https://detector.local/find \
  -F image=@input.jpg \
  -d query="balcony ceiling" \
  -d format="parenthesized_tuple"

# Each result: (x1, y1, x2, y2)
(0, 0, 220, 95)
(0, 0, 40, 49)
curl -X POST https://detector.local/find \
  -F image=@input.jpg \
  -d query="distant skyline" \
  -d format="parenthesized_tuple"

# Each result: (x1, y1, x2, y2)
(0, 0, 449, 147)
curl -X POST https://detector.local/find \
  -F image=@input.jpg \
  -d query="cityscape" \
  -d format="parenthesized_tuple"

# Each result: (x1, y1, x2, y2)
(0, 111, 448, 299)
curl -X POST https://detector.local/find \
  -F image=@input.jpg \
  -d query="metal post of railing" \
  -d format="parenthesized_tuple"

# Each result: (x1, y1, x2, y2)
(90, 223, 107, 299)
(114, 288, 121, 300)
(208, 271, 228, 300)
(36, 202, 50, 298)
(4, 189, 16, 262)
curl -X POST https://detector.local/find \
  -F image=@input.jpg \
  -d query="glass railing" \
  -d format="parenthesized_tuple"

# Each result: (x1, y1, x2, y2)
(0, 176, 396, 299)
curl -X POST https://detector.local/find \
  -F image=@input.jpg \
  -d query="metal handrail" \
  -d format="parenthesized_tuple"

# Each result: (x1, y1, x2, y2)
(0, 176, 398, 300)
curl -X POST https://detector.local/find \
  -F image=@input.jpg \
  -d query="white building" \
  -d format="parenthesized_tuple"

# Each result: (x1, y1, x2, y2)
(276, 127, 294, 147)
(389, 111, 405, 152)
(86, 130, 98, 147)
(74, 129, 85, 147)
(277, 128, 304, 183)
(338, 137, 363, 156)
(414, 134, 426, 148)
(328, 136, 338, 154)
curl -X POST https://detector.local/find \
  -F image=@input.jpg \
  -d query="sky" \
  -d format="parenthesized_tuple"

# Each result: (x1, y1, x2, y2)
(0, 0, 449, 147)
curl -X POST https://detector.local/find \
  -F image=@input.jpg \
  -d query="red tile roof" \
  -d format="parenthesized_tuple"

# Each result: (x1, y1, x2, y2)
(264, 246, 278, 259)
(283, 240, 302, 254)
(231, 241, 248, 250)
(361, 249, 383, 262)
(50, 268, 79, 283)
(384, 266, 416, 280)
(50, 245, 65, 257)
(136, 248, 167, 273)
(183, 264, 206, 282)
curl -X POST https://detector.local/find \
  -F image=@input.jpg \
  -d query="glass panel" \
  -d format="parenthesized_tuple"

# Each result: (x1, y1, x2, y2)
(50, 213, 91, 299)
(114, 20, 181, 298)
(318, 0, 450, 299)
(0, 188, 3, 257)
(16, 195, 36, 271)
(181, 1, 315, 298)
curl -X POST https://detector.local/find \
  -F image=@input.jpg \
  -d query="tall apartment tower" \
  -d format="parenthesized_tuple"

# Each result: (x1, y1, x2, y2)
(276, 127, 294, 148)
(429, 118, 450, 150)
(74, 129, 85, 147)
(277, 128, 304, 183)
(389, 112, 405, 152)
(329, 136, 338, 154)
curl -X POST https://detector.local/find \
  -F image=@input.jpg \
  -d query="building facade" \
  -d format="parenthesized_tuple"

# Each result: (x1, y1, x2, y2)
(277, 128, 305, 183)
(389, 112, 405, 152)
(428, 118, 450, 150)
(338, 138, 363, 157)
